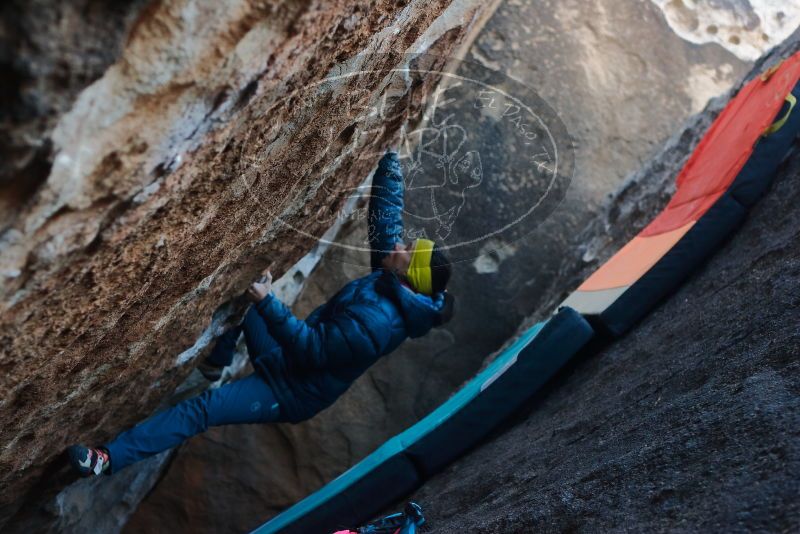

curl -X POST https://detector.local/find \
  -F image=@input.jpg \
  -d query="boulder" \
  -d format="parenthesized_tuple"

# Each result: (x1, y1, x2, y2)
(128, 0, 754, 531)
(0, 0, 494, 531)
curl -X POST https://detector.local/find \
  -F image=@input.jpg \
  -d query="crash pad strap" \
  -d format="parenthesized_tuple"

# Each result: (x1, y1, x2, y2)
(764, 93, 797, 136)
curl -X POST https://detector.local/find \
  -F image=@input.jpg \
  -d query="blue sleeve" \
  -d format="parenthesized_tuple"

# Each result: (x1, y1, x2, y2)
(368, 150, 405, 271)
(255, 294, 393, 371)
(255, 293, 327, 369)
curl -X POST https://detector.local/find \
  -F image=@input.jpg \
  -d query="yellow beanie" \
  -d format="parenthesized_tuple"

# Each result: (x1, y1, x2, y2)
(405, 239, 435, 295)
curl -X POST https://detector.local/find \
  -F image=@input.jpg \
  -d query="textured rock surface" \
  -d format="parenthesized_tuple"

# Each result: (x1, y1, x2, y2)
(0, 0, 150, 231)
(408, 39, 800, 532)
(128, 0, 755, 531)
(43, 258, 319, 534)
(650, 0, 800, 61)
(0, 0, 492, 531)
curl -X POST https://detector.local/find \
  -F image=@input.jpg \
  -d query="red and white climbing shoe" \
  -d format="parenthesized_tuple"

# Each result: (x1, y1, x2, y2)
(67, 445, 111, 477)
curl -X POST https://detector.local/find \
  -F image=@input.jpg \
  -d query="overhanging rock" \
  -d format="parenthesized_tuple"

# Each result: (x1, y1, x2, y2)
(0, 0, 496, 530)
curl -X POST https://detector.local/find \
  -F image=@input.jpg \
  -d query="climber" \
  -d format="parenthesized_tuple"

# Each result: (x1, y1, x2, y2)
(66, 149, 454, 476)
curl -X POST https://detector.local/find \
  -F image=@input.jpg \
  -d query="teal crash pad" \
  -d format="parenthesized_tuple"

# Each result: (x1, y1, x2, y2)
(251, 436, 419, 534)
(252, 307, 594, 533)
(400, 306, 594, 476)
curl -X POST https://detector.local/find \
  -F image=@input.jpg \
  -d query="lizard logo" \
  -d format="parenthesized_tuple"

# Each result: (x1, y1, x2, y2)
(247, 52, 573, 265)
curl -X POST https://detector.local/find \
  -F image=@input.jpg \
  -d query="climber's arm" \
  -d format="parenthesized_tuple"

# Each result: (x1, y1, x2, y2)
(368, 150, 405, 271)
(254, 293, 329, 369)
(248, 271, 328, 369)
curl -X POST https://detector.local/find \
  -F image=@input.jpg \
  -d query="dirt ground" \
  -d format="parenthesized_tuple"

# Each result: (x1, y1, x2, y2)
(408, 139, 800, 532)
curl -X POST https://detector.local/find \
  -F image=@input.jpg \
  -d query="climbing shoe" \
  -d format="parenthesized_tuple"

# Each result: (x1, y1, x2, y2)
(67, 445, 111, 477)
(197, 359, 224, 382)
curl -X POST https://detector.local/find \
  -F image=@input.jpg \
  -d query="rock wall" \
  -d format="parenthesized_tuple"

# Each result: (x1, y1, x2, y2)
(45, 258, 328, 534)
(0, 0, 493, 531)
(127, 0, 754, 531)
(650, 0, 800, 61)
(0, 0, 151, 231)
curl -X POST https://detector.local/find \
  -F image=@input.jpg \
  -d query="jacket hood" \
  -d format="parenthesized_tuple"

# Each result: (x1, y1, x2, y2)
(375, 269, 446, 338)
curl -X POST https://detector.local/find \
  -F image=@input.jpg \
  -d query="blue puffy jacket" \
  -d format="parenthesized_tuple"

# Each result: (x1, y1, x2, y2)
(367, 150, 406, 270)
(253, 151, 448, 423)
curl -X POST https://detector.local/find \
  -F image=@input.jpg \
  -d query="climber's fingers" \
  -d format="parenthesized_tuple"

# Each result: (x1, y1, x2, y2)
(260, 262, 275, 278)
(247, 282, 268, 303)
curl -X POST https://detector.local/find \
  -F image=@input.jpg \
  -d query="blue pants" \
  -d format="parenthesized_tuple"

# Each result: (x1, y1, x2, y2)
(104, 307, 282, 473)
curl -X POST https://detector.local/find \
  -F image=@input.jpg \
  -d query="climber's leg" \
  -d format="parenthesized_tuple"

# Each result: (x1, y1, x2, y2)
(200, 302, 280, 379)
(205, 323, 243, 368)
(204, 300, 280, 369)
(240, 305, 281, 365)
(103, 372, 280, 473)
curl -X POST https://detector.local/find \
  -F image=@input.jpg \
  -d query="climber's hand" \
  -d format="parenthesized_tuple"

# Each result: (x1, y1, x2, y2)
(247, 269, 272, 302)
